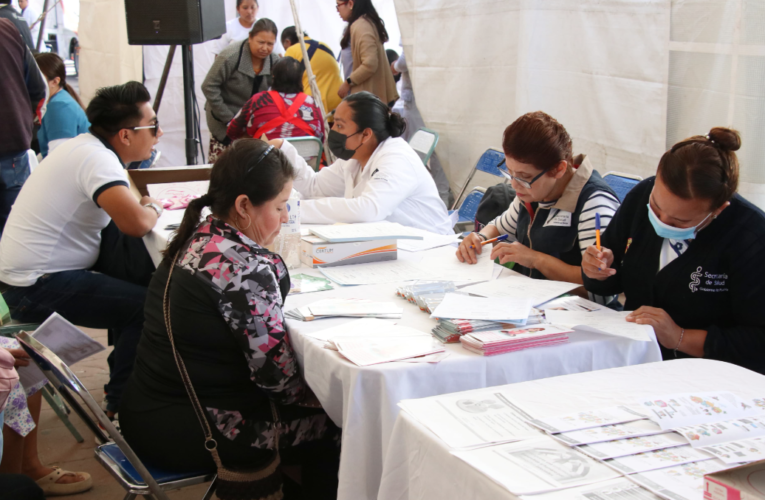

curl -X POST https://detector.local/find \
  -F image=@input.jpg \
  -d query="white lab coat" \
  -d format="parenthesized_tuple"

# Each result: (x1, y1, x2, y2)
(280, 137, 454, 235)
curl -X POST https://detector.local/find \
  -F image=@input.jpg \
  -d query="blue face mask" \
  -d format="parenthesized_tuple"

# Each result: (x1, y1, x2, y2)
(647, 203, 712, 240)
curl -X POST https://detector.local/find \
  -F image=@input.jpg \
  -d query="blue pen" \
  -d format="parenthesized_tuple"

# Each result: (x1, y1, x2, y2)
(470, 234, 508, 249)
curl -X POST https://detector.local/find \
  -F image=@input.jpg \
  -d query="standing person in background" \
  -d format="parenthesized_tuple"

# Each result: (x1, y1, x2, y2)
(281, 26, 343, 116)
(34, 53, 90, 157)
(391, 48, 453, 207)
(0, 19, 46, 234)
(335, 0, 399, 106)
(0, 0, 34, 51)
(203, 18, 280, 163)
(17, 0, 38, 48)
(213, 0, 258, 56)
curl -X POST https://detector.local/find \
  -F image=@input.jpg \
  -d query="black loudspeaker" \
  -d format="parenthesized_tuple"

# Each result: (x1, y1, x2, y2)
(125, 0, 226, 45)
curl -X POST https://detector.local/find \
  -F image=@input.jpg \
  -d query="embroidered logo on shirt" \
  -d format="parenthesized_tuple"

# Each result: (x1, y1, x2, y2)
(543, 209, 572, 227)
(689, 266, 702, 293)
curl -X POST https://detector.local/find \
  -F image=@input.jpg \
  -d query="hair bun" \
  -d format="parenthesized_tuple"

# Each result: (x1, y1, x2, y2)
(708, 127, 741, 152)
(386, 111, 406, 138)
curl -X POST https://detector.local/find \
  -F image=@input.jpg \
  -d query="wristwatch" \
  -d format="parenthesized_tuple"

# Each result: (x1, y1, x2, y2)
(346, 77, 353, 86)
(143, 202, 164, 217)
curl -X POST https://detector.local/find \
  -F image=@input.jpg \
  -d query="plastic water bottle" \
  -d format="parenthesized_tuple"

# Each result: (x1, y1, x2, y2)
(272, 189, 301, 269)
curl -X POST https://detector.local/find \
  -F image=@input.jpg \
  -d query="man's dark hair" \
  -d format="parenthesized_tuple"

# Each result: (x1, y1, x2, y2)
(281, 26, 306, 46)
(86, 81, 151, 137)
(271, 57, 304, 94)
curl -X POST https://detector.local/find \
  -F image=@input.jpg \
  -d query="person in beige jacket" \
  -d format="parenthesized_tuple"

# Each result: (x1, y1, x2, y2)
(336, 0, 398, 106)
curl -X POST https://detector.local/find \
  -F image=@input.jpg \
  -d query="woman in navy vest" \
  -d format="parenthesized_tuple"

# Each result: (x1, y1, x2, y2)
(457, 111, 620, 304)
(582, 128, 765, 374)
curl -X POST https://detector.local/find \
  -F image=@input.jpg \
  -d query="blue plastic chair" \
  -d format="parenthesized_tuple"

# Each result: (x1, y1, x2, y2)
(603, 172, 643, 203)
(452, 148, 507, 210)
(16, 332, 217, 500)
(449, 187, 486, 231)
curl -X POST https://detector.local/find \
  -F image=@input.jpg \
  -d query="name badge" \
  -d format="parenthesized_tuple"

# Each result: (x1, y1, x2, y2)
(544, 209, 572, 227)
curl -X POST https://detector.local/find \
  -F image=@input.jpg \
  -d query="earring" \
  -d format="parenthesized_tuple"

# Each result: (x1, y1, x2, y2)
(239, 213, 252, 231)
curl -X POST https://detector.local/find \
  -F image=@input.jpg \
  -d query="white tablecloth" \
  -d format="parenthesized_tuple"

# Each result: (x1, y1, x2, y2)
(377, 359, 765, 500)
(146, 219, 662, 500)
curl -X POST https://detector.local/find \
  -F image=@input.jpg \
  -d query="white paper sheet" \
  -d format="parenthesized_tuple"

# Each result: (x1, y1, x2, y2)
(319, 260, 434, 285)
(630, 459, 735, 500)
(308, 301, 403, 317)
(451, 437, 621, 495)
(674, 416, 765, 447)
(17, 313, 106, 389)
(396, 351, 451, 363)
(519, 478, 662, 500)
(544, 310, 654, 342)
(398, 389, 542, 449)
(309, 222, 424, 242)
(605, 445, 713, 474)
(147, 180, 209, 199)
(397, 231, 459, 252)
(460, 276, 579, 307)
(430, 293, 532, 323)
(636, 392, 755, 430)
(333, 337, 445, 366)
(553, 420, 666, 446)
(578, 433, 688, 460)
(418, 245, 494, 282)
(700, 435, 765, 464)
(528, 406, 648, 434)
(540, 296, 609, 313)
(303, 318, 430, 342)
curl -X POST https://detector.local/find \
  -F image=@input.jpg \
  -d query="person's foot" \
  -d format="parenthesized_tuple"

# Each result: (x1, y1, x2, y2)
(29, 466, 92, 496)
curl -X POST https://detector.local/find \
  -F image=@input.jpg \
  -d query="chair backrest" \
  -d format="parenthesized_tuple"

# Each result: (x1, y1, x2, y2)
(409, 128, 439, 166)
(458, 188, 486, 222)
(285, 136, 323, 171)
(603, 172, 643, 203)
(15, 332, 172, 500)
(475, 149, 506, 177)
(0, 294, 9, 326)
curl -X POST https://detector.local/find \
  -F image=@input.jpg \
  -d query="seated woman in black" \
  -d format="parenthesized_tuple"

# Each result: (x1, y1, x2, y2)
(120, 139, 340, 499)
(582, 127, 765, 374)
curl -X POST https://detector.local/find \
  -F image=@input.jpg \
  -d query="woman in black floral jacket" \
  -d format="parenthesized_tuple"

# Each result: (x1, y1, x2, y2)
(120, 139, 340, 499)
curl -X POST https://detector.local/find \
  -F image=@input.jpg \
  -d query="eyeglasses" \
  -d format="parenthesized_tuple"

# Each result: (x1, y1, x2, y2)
(128, 121, 160, 136)
(245, 145, 274, 177)
(336, 0, 349, 9)
(497, 158, 546, 190)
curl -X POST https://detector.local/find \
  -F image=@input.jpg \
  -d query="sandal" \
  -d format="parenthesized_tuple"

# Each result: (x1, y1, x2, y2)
(35, 467, 93, 496)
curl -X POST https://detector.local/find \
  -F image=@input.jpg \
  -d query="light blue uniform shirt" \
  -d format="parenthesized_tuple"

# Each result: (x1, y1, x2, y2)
(38, 90, 90, 157)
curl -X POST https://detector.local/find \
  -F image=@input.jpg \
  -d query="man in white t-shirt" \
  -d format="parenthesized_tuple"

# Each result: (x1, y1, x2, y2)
(0, 81, 164, 418)
(17, 0, 38, 46)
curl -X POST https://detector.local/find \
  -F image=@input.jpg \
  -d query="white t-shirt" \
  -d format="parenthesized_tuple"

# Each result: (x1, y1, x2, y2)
(214, 17, 255, 54)
(0, 134, 129, 287)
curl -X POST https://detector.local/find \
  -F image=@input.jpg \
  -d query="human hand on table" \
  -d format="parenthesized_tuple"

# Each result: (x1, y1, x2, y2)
(627, 306, 683, 349)
(6, 348, 30, 367)
(582, 245, 616, 280)
(490, 241, 538, 269)
(455, 233, 485, 264)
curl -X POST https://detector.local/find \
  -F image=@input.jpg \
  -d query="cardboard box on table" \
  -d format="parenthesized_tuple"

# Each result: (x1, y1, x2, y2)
(705, 460, 765, 499)
(300, 235, 397, 268)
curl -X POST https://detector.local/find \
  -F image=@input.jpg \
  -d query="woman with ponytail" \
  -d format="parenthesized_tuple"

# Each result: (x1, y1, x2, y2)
(33, 53, 90, 157)
(582, 128, 765, 374)
(120, 139, 340, 498)
(270, 91, 453, 234)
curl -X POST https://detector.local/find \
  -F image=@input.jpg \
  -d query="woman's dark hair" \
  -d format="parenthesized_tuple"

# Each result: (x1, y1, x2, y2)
(34, 52, 86, 110)
(249, 18, 277, 38)
(163, 139, 296, 265)
(281, 26, 306, 46)
(344, 91, 405, 142)
(658, 127, 741, 210)
(502, 111, 573, 173)
(340, 0, 389, 49)
(271, 57, 304, 94)
(236, 0, 258, 9)
(86, 81, 151, 137)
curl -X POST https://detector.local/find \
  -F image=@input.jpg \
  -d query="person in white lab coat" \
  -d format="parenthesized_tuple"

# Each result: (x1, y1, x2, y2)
(271, 91, 454, 235)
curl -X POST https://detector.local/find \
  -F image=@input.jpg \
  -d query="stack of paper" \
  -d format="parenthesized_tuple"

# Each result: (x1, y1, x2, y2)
(460, 325, 572, 356)
(430, 293, 533, 324)
(432, 318, 516, 344)
(332, 336, 445, 366)
(544, 309, 654, 342)
(309, 221, 424, 242)
(459, 275, 580, 307)
(284, 299, 402, 321)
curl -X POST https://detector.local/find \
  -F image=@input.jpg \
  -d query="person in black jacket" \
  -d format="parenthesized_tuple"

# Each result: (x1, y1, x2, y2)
(582, 127, 765, 374)
(0, 1, 35, 52)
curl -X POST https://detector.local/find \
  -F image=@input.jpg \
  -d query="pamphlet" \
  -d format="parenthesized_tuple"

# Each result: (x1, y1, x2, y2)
(518, 478, 662, 500)
(528, 405, 647, 434)
(673, 416, 765, 447)
(630, 459, 735, 500)
(604, 445, 713, 474)
(430, 293, 532, 324)
(578, 433, 688, 460)
(552, 419, 666, 446)
(700, 435, 765, 464)
(637, 391, 755, 430)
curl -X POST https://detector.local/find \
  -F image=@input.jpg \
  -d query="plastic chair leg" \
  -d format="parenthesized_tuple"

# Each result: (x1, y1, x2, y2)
(41, 385, 84, 443)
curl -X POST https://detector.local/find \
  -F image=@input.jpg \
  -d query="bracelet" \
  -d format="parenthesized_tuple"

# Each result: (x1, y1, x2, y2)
(673, 328, 685, 358)
(475, 232, 487, 241)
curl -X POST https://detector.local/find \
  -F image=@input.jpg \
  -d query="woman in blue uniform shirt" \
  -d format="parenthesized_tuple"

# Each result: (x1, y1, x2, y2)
(582, 127, 765, 374)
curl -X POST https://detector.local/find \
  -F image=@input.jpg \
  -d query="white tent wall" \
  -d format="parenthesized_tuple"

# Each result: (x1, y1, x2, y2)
(78, 0, 142, 101)
(144, 0, 401, 168)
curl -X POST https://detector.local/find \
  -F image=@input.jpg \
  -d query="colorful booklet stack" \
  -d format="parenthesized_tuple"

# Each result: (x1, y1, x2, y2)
(432, 319, 514, 344)
(459, 325, 572, 356)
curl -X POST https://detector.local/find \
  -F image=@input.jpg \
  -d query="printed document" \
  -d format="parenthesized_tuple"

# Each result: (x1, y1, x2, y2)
(430, 293, 532, 323)
(147, 181, 209, 199)
(604, 445, 713, 474)
(452, 436, 621, 495)
(519, 478, 662, 500)
(417, 245, 494, 282)
(578, 433, 687, 460)
(398, 389, 542, 449)
(630, 459, 735, 500)
(544, 310, 654, 342)
(320, 260, 433, 285)
(397, 230, 459, 252)
(332, 336, 444, 366)
(700, 435, 765, 464)
(460, 276, 579, 307)
(303, 318, 429, 342)
(528, 405, 647, 434)
(674, 416, 765, 447)
(636, 392, 755, 430)
(552, 420, 665, 446)
(309, 222, 423, 242)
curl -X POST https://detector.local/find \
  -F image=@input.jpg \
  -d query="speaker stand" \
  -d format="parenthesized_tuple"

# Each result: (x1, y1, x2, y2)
(181, 45, 199, 165)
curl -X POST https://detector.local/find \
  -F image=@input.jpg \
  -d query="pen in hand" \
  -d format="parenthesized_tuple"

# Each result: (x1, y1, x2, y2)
(470, 234, 509, 249)
(595, 213, 602, 270)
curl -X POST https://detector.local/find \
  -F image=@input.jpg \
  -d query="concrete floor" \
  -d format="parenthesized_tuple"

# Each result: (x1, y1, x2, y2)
(36, 327, 212, 499)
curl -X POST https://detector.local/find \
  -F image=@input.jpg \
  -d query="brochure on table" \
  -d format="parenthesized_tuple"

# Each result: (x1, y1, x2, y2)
(430, 293, 532, 324)
(519, 478, 663, 500)
(459, 275, 579, 308)
(544, 309, 654, 342)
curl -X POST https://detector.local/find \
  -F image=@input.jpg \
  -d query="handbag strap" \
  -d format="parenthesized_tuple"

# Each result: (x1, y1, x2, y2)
(163, 253, 280, 466)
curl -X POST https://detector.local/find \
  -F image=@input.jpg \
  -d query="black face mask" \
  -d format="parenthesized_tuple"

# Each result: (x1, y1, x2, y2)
(328, 129, 362, 161)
